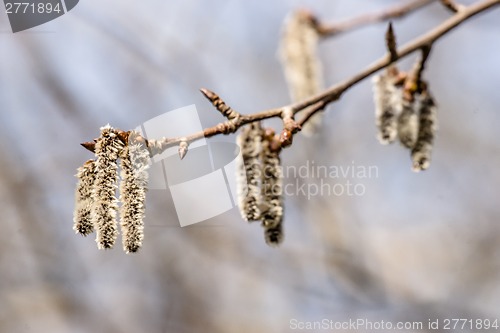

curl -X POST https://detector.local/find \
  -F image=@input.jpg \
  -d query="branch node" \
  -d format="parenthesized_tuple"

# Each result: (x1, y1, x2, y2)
(279, 107, 301, 148)
(297, 101, 326, 130)
(215, 120, 239, 135)
(440, 0, 464, 13)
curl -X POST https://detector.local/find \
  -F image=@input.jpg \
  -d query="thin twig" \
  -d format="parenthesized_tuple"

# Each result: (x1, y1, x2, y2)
(414, 45, 433, 92)
(81, 0, 500, 156)
(297, 101, 327, 128)
(317, 0, 437, 36)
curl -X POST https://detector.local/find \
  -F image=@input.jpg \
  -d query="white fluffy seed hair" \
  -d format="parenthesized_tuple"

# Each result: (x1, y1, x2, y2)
(279, 10, 324, 136)
(73, 159, 97, 236)
(373, 71, 402, 144)
(236, 122, 263, 221)
(92, 125, 124, 250)
(261, 136, 284, 246)
(119, 132, 150, 253)
(397, 96, 420, 149)
(411, 93, 438, 172)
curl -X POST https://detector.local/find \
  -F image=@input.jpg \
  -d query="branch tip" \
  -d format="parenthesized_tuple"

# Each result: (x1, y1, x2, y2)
(81, 141, 96, 153)
(200, 88, 240, 121)
(178, 140, 189, 160)
(199, 87, 216, 101)
(385, 22, 398, 62)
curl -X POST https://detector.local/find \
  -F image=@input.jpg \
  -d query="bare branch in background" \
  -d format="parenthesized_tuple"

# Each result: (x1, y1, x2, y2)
(316, 0, 437, 36)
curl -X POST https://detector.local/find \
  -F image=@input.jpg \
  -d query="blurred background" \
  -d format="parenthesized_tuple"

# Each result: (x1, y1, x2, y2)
(1, 0, 499, 332)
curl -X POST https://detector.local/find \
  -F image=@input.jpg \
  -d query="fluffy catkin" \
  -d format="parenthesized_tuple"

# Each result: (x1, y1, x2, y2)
(261, 136, 284, 247)
(411, 93, 437, 172)
(264, 223, 284, 247)
(73, 159, 97, 236)
(119, 134, 150, 253)
(92, 125, 124, 249)
(279, 10, 324, 136)
(236, 123, 263, 221)
(372, 71, 402, 144)
(397, 95, 420, 149)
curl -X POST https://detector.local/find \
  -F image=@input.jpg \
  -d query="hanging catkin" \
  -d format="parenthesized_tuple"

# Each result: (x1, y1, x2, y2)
(397, 95, 420, 149)
(261, 134, 284, 246)
(411, 93, 438, 172)
(119, 132, 150, 253)
(279, 10, 324, 136)
(372, 69, 402, 144)
(73, 159, 97, 236)
(236, 122, 263, 221)
(92, 125, 124, 249)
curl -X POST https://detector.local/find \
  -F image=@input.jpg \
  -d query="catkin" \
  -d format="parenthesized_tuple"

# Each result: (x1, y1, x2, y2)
(119, 133, 150, 253)
(236, 123, 263, 221)
(397, 96, 420, 149)
(279, 10, 323, 136)
(372, 71, 402, 144)
(261, 136, 284, 247)
(92, 125, 124, 249)
(73, 159, 97, 236)
(411, 93, 437, 172)
(264, 224, 283, 247)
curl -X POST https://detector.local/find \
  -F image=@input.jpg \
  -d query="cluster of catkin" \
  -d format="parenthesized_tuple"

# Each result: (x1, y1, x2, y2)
(73, 125, 150, 253)
(279, 10, 324, 136)
(372, 67, 438, 172)
(236, 123, 284, 247)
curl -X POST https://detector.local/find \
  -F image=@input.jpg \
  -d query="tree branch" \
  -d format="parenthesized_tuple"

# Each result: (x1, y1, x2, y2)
(289, 0, 499, 119)
(81, 0, 500, 156)
(317, 0, 437, 36)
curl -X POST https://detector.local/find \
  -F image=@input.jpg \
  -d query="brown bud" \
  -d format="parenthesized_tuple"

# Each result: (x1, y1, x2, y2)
(178, 140, 189, 160)
(385, 22, 398, 62)
(279, 129, 293, 148)
(116, 130, 130, 145)
(81, 141, 96, 153)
